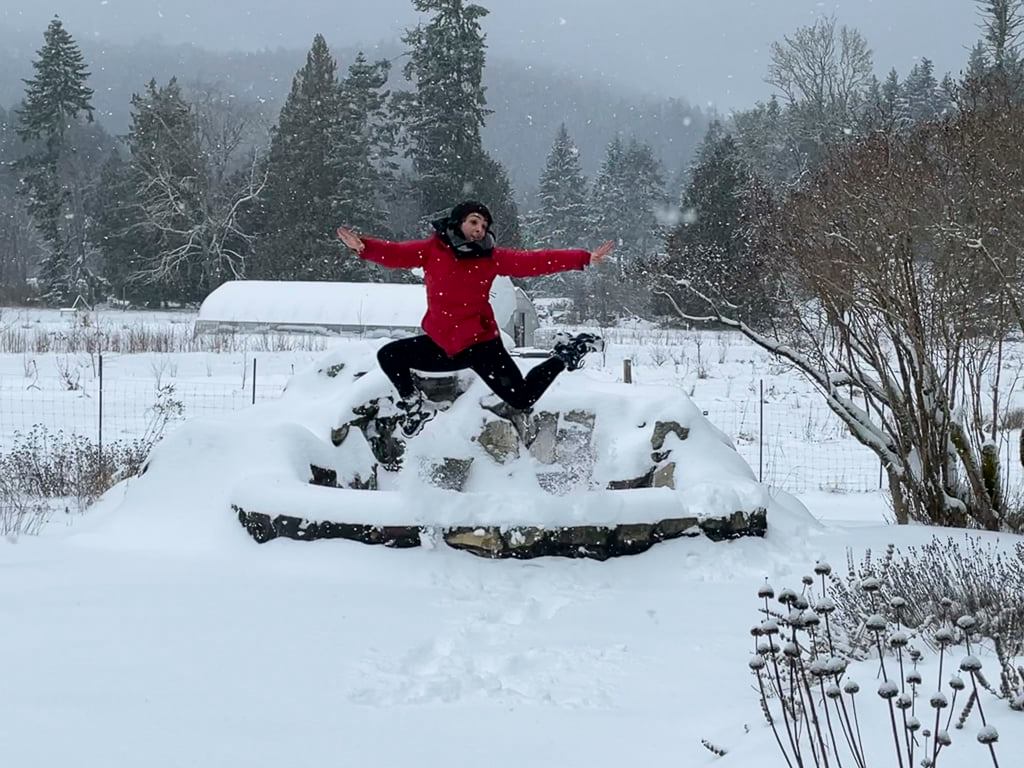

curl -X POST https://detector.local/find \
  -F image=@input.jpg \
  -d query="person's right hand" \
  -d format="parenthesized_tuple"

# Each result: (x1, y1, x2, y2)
(336, 226, 365, 254)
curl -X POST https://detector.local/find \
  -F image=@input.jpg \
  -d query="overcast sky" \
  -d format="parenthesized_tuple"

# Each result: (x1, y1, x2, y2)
(1, 0, 982, 109)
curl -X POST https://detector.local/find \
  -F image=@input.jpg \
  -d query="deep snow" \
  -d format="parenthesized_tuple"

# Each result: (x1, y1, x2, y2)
(1, 315, 1021, 768)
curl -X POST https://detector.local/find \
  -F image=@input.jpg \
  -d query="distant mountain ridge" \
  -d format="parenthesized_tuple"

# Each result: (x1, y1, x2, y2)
(0, 26, 710, 199)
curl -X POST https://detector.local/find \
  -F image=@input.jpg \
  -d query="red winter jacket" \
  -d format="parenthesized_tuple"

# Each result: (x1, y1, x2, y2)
(360, 234, 590, 356)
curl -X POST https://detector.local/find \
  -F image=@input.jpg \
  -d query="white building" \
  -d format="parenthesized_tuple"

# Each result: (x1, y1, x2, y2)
(194, 278, 541, 347)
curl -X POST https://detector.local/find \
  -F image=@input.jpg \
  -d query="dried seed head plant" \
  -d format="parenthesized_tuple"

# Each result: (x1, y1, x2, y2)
(749, 542, 1015, 768)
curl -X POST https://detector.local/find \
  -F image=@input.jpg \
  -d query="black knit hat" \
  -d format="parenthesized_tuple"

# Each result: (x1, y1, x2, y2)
(448, 200, 493, 229)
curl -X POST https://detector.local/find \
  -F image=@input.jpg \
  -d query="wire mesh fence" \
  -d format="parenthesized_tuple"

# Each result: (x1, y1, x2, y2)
(2, 365, 1020, 496)
(702, 399, 886, 493)
(0, 375, 285, 451)
(702, 397, 1024, 495)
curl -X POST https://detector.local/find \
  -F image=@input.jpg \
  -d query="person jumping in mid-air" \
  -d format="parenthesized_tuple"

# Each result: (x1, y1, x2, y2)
(336, 200, 614, 436)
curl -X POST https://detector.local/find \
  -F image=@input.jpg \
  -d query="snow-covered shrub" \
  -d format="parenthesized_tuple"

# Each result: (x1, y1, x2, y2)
(0, 473, 50, 536)
(0, 426, 143, 508)
(0, 384, 184, 516)
(647, 344, 671, 367)
(751, 556, 1008, 768)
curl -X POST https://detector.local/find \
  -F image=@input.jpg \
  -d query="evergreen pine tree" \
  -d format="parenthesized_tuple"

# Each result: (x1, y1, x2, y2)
(575, 135, 627, 320)
(394, 0, 495, 219)
(332, 53, 395, 234)
(584, 135, 667, 319)
(592, 135, 668, 262)
(521, 125, 590, 297)
(859, 75, 885, 133)
(979, 0, 1023, 69)
(960, 41, 992, 107)
(903, 58, 946, 121)
(16, 17, 94, 147)
(531, 123, 589, 248)
(590, 135, 628, 244)
(940, 72, 960, 109)
(15, 16, 96, 305)
(469, 150, 522, 246)
(968, 1, 1024, 103)
(329, 51, 398, 281)
(253, 34, 344, 280)
(966, 40, 992, 82)
(89, 149, 157, 304)
(1, 105, 39, 298)
(661, 125, 773, 323)
(732, 96, 800, 186)
(620, 138, 668, 261)
(0, 104, 12, 157)
(883, 70, 905, 126)
(863, 69, 912, 134)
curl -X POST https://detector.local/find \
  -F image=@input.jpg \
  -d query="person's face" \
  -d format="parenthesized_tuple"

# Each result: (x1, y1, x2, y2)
(459, 212, 488, 242)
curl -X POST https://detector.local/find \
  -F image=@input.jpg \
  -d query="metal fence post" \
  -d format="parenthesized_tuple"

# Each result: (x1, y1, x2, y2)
(98, 353, 104, 461)
(759, 378, 764, 483)
(251, 358, 257, 405)
(1005, 437, 1011, 502)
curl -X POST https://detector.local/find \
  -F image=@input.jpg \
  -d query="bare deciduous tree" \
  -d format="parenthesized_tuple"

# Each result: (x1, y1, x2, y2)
(132, 149, 267, 294)
(659, 105, 1024, 532)
(189, 81, 272, 189)
(127, 80, 269, 299)
(766, 16, 873, 166)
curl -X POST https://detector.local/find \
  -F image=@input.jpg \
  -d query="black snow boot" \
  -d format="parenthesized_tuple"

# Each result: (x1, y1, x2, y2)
(552, 332, 605, 371)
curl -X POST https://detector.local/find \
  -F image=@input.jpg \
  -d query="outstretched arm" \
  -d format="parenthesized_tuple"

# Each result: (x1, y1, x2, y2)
(492, 240, 615, 278)
(336, 226, 427, 269)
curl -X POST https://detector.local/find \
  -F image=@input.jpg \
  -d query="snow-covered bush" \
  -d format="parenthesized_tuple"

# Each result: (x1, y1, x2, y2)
(0, 384, 185, 515)
(0, 473, 50, 536)
(0, 426, 144, 508)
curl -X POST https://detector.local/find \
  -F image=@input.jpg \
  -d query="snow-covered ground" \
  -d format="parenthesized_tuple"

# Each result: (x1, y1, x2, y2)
(1, 307, 1021, 767)
(4, 492, 1020, 767)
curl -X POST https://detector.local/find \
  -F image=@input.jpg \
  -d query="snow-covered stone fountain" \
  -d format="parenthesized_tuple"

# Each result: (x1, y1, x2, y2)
(219, 345, 769, 560)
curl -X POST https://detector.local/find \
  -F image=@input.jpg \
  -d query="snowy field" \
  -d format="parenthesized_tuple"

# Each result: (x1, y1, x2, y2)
(1, 307, 1022, 767)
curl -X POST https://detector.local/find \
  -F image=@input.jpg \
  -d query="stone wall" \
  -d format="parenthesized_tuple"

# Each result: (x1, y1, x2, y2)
(235, 505, 768, 560)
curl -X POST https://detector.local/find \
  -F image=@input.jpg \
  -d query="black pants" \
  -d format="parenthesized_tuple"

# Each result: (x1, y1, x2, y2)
(377, 335, 565, 411)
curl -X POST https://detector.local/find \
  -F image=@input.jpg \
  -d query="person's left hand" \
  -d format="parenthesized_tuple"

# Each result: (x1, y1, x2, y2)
(336, 226, 365, 254)
(590, 240, 615, 265)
